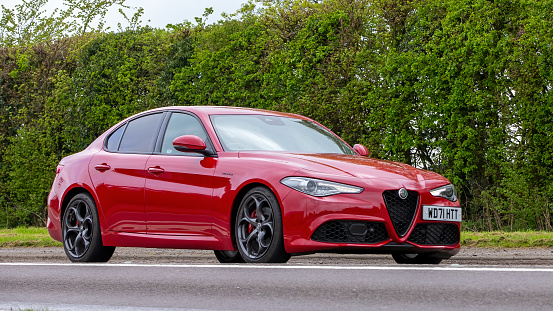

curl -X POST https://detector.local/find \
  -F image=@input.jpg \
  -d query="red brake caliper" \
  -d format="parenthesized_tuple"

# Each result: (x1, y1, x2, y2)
(249, 211, 256, 233)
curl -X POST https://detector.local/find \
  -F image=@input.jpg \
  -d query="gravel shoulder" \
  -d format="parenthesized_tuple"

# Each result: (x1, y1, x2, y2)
(2, 247, 553, 266)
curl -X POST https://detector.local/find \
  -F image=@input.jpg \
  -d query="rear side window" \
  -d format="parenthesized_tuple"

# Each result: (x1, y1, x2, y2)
(118, 113, 163, 153)
(106, 125, 125, 151)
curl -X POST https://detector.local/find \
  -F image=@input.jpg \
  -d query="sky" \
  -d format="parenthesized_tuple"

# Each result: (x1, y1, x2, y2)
(1, 0, 249, 29)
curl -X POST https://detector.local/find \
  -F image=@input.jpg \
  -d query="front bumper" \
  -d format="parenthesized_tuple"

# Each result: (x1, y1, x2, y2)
(280, 186, 461, 256)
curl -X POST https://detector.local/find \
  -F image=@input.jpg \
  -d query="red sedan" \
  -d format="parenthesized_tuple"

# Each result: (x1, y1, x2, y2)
(47, 106, 461, 264)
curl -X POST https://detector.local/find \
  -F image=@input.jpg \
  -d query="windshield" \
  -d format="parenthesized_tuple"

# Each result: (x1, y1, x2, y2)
(210, 115, 355, 155)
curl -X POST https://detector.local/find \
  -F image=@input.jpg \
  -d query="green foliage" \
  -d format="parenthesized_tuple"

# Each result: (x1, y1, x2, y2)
(171, 3, 270, 108)
(0, 0, 69, 47)
(0, 0, 143, 47)
(374, 0, 553, 230)
(0, 0, 552, 231)
(64, 0, 126, 34)
(0, 27, 191, 226)
(62, 27, 171, 149)
(0, 38, 82, 226)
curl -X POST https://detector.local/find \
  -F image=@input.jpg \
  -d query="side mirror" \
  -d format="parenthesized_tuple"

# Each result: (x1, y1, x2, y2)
(353, 144, 370, 157)
(172, 135, 215, 156)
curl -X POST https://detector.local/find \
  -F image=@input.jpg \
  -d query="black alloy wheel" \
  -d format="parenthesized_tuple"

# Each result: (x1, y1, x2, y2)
(235, 187, 290, 263)
(214, 250, 245, 263)
(62, 193, 115, 262)
(392, 253, 443, 264)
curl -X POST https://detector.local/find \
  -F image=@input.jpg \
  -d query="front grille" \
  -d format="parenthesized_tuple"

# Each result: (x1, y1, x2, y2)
(311, 220, 388, 244)
(408, 223, 460, 245)
(382, 190, 419, 237)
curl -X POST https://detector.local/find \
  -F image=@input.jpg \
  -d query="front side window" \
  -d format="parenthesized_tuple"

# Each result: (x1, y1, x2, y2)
(210, 115, 355, 155)
(118, 113, 163, 153)
(161, 113, 209, 154)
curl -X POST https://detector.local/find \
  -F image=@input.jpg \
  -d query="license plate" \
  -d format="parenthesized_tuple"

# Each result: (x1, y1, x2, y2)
(422, 205, 462, 222)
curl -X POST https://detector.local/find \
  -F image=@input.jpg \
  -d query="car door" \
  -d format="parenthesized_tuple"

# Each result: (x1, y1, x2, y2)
(89, 112, 165, 233)
(144, 111, 218, 236)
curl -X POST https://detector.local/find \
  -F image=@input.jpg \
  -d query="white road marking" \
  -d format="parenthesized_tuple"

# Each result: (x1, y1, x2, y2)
(0, 302, 231, 311)
(1, 262, 553, 272)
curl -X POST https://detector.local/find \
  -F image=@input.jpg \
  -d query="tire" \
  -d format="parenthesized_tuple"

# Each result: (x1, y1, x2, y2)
(214, 250, 245, 263)
(392, 253, 443, 265)
(62, 193, 115, 262)
(235, 187, 290, 263)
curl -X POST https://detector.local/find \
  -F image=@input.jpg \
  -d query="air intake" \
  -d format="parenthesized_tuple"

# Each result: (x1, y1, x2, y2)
(408, 223, 460, 245)
(311, 220, 388, 244)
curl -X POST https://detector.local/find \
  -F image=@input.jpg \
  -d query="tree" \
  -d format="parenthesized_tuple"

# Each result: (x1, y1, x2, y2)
(0, 0, 69, 46)
(0, 0, 142, 47)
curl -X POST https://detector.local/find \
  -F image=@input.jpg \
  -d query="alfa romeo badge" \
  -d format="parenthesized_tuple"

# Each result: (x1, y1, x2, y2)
(398, 188, 408, 199)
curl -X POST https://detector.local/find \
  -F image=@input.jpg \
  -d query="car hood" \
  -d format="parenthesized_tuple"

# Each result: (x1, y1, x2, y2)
(238, 152, 449, 188)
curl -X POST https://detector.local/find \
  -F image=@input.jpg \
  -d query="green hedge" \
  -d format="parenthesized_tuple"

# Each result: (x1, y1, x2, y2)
(0, 0, 551, 230)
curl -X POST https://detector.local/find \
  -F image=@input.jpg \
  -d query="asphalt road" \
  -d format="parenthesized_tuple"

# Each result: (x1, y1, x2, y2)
(2, 262, 553, 311)
(1, 248, 553, 310)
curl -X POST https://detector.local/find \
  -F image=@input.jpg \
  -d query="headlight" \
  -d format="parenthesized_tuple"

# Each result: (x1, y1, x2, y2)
(281, 177, 363, 197)
(430, 184, 458, 202)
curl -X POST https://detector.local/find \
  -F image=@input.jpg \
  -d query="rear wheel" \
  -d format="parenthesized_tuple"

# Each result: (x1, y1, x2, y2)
(62, 193, 115, 262)
(214, 250, 245, 263)
(235, 187, 290, 263)
(392, 253, 443, 264)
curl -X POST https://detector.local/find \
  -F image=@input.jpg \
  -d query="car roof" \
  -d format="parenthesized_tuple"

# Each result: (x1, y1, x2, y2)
(155, 106, 312, 121)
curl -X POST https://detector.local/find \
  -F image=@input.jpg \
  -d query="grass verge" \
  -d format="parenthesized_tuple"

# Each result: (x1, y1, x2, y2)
(1, 227, 553, 248)
(461, 231, 553, 248)
(0, 227, 61, 247)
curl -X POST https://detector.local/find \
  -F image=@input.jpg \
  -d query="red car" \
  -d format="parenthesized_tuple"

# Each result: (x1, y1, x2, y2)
(47, 106, 461, 264)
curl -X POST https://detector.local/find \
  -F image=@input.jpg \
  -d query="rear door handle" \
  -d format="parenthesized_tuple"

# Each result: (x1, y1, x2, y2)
(147, 166, 165, 175)
(94, 163, 111, 171)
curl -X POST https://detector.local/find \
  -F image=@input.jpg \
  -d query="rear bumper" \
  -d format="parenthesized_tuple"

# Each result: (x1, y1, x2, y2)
(46, 188, 63, 242)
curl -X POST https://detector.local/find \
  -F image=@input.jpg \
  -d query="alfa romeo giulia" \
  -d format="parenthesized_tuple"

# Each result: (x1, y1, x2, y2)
(47, 106, 461, 264)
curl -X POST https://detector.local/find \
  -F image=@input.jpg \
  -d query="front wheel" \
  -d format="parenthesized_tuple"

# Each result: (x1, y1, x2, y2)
(235, 187, 290, 263)
(62, 193, 115, 262)
(392, 253, 443, 264)
(214, 250, 245, 263)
